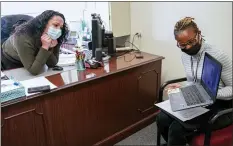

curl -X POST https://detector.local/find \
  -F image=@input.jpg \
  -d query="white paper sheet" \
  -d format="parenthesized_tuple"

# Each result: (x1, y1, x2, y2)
(3, 66, 76, 81)
(1, 71, 5, 78)
(57, 54, 76, 67)
(1, 80, 21, 93)
(20, 77, 57, 96)
(155, 100, 210, 121)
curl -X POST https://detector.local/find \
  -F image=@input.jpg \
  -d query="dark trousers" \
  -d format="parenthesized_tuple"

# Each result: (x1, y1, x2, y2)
(156, 100, 233, 146)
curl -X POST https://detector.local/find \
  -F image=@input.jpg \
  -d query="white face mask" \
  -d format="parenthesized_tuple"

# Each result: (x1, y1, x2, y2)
(47, 26, 62, 40)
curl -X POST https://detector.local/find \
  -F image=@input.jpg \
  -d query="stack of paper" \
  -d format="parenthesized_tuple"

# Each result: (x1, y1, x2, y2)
(1, 71, 5, 78)
(57, 53, 76, 67)
(60, 47, 76, 54)
(155, 100, 209, 121)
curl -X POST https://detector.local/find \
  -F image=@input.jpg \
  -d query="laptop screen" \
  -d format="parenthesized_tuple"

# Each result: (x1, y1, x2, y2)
(201, 53, 222, 98)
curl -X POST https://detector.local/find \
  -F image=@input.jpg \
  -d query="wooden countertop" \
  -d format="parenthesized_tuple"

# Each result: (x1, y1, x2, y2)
(2, 52, 164, 108)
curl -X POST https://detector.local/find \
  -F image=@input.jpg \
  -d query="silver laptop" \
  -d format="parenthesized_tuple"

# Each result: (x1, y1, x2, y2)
(169, 52, 222, 112)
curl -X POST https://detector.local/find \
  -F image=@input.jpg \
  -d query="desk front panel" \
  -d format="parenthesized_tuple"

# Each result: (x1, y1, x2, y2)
(2, 52, 163, 146)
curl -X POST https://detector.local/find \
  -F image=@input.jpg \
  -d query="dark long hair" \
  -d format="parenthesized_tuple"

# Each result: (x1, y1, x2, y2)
(14, 10, 69, 46)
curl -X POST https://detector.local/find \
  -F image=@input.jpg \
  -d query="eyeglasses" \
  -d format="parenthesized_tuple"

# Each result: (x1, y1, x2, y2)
(177, 33, 199, 49)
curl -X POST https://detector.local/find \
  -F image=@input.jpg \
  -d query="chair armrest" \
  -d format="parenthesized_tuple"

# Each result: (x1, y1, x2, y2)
(158, 77, 187, 102)
(203, 108, 233, 146)
(209, 108, 233, 124)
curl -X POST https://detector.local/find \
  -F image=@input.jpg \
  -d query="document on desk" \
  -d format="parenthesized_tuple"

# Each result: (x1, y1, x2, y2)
(1, 71, 5, 77)
(155, 100, 210, 122)
(57, 53, 76, 67)
(20, 77, 57, 96)
(1, 79, 21, 93)
(3, 66, 76, 81)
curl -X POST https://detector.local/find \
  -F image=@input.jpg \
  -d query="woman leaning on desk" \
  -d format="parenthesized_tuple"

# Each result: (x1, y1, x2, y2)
(1, 10, 69, 75)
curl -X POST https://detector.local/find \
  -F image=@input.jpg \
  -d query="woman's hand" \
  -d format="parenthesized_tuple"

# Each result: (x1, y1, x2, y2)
(50, 40, 58, 48)
(41, 34, 52, 50)
(165, 83, 181, 94)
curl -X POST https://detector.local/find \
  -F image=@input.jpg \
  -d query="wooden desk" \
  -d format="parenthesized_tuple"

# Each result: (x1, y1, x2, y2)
(1, 52, 164, 146)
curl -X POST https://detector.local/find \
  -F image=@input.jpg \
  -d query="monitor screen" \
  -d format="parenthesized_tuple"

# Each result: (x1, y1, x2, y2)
(201, 53, 222, 97)
(91, 18, 103, 57)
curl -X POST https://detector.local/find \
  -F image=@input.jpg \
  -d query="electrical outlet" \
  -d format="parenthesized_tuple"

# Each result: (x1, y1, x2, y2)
(137, 33, 142, 38)
(134, 32, 142, 38)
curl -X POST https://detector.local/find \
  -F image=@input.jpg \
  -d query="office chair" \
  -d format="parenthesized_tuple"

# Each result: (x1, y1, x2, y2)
(1, 14, 33, 45)
(1, 14, 33, 70)
(156, 77, 233, 146)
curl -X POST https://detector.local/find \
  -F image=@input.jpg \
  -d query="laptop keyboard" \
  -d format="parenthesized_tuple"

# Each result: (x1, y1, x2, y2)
(180, 85, 205, 106)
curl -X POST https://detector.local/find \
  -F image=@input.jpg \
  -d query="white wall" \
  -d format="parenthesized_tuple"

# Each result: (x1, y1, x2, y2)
(1, 2, 131, 37)
(130, 2, 232, 83)
(1, 2, 110, 30)
(110, 2, 131, 37)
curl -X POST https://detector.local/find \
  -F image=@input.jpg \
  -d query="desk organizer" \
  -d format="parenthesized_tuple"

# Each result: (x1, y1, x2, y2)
(76, 60, 85, 71)
(76, 51, 86, 71)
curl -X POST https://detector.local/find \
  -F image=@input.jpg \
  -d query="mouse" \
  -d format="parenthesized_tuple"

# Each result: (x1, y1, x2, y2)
(52, 66, 63, 71)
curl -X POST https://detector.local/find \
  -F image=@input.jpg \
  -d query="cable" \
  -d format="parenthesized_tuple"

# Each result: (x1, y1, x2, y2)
(125, 41, 140, 52)
(123, 41, 143, 62)
(132, 33, 138, 49)
(116, 37, 142, 62)
(116, 49, 134, 58)
(123, 52, 136, 62)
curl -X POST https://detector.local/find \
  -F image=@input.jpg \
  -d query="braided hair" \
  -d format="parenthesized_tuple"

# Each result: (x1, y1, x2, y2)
(174, 17, 201, 36)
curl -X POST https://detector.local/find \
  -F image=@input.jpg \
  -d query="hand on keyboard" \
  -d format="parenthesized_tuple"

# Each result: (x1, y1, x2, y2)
(165, 83, 181, 94)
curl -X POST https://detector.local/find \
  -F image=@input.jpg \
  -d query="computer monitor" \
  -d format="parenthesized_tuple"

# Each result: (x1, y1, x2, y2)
(91, 14, 104, 57)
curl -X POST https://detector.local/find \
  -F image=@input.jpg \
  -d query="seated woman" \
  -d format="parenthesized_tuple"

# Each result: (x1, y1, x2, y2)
(1, 10, 69, 75)
(157, 17, 232, 146)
